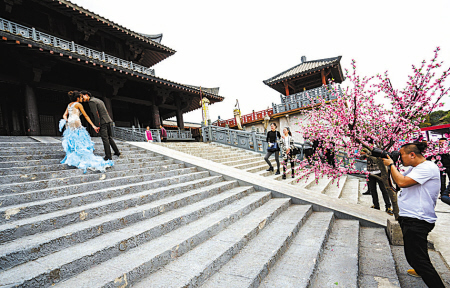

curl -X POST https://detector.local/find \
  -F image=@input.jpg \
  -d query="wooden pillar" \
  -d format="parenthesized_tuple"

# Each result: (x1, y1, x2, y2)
(321, 70, 326, 85)
(0, 100, 10, 135)
(283, 81, 290, 96)
(102, 96, 114, 120)
(176, 97, 184, 130)
(24, 84, 40, 136)
(151, 105, 161, 129)
(176, 108, 184, 130)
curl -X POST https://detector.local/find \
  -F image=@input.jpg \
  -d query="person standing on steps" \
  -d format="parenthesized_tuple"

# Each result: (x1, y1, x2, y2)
(383, 142, 445, 288)
(145, 126, 153, 142)
(160, 125, 167, 142)
(81, 91, 120, 161)
(360, 148, 393, 215)
(264, 123, 281, 175)
(280, 127, 295, 180)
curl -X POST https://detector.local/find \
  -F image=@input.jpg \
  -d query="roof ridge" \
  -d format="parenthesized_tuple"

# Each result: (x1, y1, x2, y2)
(263, 56, 341, 85)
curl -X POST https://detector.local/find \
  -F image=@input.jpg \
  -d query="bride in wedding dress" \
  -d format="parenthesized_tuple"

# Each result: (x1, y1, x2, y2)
(60, 91, 113, 172)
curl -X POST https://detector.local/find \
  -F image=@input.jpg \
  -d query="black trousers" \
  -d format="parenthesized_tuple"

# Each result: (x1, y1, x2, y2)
(398, 216, 444, 288)
(100, 123, 119, 159)
(368, 174, 391, 209)
(282, 152, 294, 176)
(264, 150, 280, 170)
(440, 169, 450, 195)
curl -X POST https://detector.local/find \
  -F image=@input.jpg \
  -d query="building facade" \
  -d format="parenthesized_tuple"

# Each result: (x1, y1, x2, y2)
(0, 0, 223, 136)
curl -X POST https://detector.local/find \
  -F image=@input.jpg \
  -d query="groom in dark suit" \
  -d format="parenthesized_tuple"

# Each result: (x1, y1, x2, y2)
(81, 91, 120, 160)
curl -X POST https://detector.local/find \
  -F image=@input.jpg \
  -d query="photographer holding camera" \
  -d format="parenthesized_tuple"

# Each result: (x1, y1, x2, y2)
(382, 142, 444, 288)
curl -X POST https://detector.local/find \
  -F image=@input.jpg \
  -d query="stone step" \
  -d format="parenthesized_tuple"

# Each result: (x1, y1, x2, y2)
(359, 227, 400, 287)
(0, 166, 197, 207)
(35, 193, 280, 288)
(305, 176, 333, 192)
(197, 205, 311, 288)
(231, 159, 269, 170)
(322, 175, 348, 198)
(0, 158, 63, 168)
(0, 136, 38, 143)
(0, 158, 174, 183)
(136, 204, 312, 288)
(0, 161, 185, 194)
(0, 154, 162, 171)
(0, 145, 140, 154)
(251, 212, 334, 287)
(0, 170, 210, 243)
(0, 173, 221, 226)
(0, 149, 151, 162)
(340, 177, 361, 204)
(310, 220, 360, 287)
(0, 178, 246, 271)
(221, 156, 263, 166)
(208, 154, 258, 163)
(201, 153, 254, 161)
(391, 245, 450, 287)
(188, 151, 246, 158)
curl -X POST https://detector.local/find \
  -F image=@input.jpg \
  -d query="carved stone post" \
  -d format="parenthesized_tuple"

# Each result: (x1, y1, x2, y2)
(24, 84, 40, 136)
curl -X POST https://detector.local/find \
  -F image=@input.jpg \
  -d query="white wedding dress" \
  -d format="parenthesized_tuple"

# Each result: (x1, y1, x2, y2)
(60, 102, 113, 173)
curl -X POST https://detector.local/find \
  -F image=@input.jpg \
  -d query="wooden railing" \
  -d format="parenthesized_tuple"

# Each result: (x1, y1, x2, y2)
(0, 17, 155, 76)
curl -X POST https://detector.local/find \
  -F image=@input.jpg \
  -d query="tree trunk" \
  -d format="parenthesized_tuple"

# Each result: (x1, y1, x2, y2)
(374, 157, 399, 220)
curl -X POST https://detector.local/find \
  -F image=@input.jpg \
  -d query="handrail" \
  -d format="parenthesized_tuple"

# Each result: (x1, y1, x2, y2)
(112, 126, 160, 142)
(112, 126, 194, 142)
(272, 85, 342, 114)
(0, 17, 155, 76)
(202, 125, 367, 172)
(133, 127, 193, 140)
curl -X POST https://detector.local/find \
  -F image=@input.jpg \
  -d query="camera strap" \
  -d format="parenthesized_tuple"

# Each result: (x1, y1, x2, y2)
(388, 168, 401, 192)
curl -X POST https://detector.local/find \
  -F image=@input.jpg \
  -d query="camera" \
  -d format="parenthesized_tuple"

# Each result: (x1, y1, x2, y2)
(371, 147, 401, 163)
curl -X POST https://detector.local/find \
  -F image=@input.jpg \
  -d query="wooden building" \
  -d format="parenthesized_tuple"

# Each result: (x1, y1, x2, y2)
(214, 56, 345, 130)
(263, 56, 344, 96)
(0, 0, 223, 136)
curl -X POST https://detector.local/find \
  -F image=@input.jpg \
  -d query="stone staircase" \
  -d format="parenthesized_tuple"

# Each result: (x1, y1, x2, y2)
(0, 138, 448, 287)
(157, 142, 363, 204)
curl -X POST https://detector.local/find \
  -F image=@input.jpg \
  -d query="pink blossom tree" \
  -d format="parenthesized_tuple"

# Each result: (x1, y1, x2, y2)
(294, 48, 450, 219)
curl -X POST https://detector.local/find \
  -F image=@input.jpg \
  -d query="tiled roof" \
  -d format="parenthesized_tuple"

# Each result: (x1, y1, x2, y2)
(263, 56, 341, 85)
(184, 85, 220, 96)
(42, 0, 176, 54)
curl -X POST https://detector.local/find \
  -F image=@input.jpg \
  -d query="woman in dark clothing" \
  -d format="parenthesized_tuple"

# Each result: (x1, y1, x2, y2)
(265, 123, 281, 174)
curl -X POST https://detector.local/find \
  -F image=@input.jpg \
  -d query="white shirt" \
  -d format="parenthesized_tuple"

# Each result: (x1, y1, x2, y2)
(282, 136, 292, 149)
(399, 161, 440, 223)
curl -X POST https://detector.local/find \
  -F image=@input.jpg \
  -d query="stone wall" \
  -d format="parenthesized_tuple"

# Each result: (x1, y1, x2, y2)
(242, 112, 310, 143)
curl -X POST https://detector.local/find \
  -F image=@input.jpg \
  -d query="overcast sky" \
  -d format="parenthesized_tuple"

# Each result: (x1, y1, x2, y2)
(71, 0, 450, 123)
